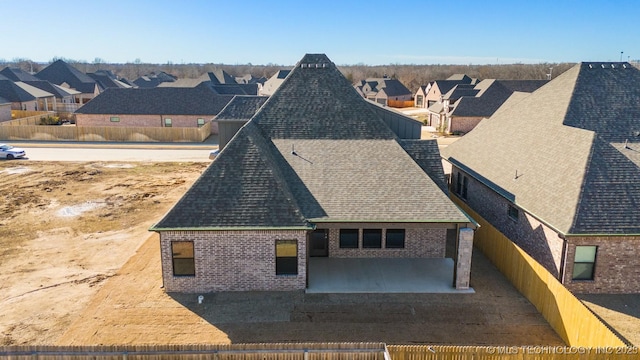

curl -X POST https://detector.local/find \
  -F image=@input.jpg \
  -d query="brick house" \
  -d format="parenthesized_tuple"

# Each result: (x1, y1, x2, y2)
(354, 77, 412, 106)
(0, 76, 38, 111)
(74, 83, 234, 134)
(150, 54, 476, 293)
(441, 62, 640, 294)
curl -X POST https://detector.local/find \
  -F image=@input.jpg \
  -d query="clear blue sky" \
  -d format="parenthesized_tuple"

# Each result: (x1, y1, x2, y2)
(2, 0, 637, 65)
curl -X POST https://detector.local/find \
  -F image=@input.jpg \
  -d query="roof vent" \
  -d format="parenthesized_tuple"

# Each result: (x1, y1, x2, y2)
(623, 64, 628, 69)
(601, 64, 605, 68)
(611, 64, 615, 68)
(301, 64, 306, 68)
(322, 63, 327, 68)
(315, 64, 319, 68)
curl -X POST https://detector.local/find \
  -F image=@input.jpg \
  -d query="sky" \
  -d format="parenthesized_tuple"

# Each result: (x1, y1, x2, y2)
(1, 0, 638, 66)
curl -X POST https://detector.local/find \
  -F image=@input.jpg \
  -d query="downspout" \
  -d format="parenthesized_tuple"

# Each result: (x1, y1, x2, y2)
(558, 233, 568, 284)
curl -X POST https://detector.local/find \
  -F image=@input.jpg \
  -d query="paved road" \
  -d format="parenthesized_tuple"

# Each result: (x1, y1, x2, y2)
(2, 142, 215, 162)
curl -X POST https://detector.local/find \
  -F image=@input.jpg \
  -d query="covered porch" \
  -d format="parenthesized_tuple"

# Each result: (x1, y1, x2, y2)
(306, 257, 475, 294)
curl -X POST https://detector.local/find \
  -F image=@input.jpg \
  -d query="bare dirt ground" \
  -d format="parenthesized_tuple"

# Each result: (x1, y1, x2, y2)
(7, 159, 633, 347)
(579, 295, 640, 346)
(0, 160, 207, 345)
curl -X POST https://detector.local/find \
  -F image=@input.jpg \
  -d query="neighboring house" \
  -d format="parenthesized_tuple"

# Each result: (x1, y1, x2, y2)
(441, 62, 640, 294)
(0, 67, 41, 82)
(14, 82, 56, 111)
(22, 81, 80, 112)
(35, 60, 100, 104)
(0, 96, 11, 122)
(260, 69, 291, 96)
(159, 71, 259, 95)
(0, 75, 38, 110)
(424, 74, 477, 108)
(431, 79, 548, 134)
(87, 71, 133, 90)
(354, 77, 412, 106)
(414, 83, 432, 108)
(133, 71, 177, 88)
(150, 54, 476, 293)
(74, 83, 233, 134)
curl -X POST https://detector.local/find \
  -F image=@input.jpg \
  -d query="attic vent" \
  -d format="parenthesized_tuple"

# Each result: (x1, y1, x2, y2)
(601, 64, 605, 69)
(589, 64, 593, 69)
(611, 64, 615, 68)
(301, 64, 306, 68)
(322, 63, 327, 68)
(623, 64, 628, 69)
(315, 64, 319, 68)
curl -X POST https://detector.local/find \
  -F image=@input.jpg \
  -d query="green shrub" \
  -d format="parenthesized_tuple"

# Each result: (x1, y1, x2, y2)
(40, 115, 61, 125)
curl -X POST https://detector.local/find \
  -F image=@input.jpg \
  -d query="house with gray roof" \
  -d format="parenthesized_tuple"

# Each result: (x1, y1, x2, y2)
(441, 62, 640, 294)
(260, 69, 291, 96)
(133, 71, 177, 88)
(75, 83, 233, 134)
(0, 75, 38, 110)
(429, 79, 548, 133)
(35, 60, 100, 104)
(150, 54, 476, 293)
(354, 77, 412, 107)
(0, 67, 41, 82)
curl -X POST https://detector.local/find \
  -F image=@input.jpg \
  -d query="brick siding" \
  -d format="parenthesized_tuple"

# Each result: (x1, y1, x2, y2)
(76, 114, 219, 134)
(452, 166, 640, 294)
(160, 230, 307, 293)
(564, 236, 640, 293)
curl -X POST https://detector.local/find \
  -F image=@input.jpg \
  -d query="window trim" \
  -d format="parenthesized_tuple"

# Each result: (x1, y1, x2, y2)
(171, 241, 195, 276)
(275, 239, 298, 275)
(572, 245, 597, 281)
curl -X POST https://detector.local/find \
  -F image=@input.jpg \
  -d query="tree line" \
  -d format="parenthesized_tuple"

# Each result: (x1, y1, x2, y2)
(0, 57, 603, 92)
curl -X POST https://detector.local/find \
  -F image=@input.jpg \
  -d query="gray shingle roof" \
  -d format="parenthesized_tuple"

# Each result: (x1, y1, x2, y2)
(0, 79, 37, 102)
(0, 67, 40, 82)
(35, 60, 97, 94)
(75, 83, 233, 115)
(442, 62, 640, 235)
(24, 80, 77, 99)
(215, 96, 268, 122)
(152, 54, 472, 231)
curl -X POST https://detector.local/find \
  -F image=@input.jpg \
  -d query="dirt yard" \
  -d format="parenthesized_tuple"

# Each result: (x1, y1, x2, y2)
(0, 160, 207, 345)
(3, 159, 634, 347)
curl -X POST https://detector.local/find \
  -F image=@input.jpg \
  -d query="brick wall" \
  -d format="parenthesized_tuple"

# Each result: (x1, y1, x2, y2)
(325, 226, 447, 258)
(76, 114, 219, 134)
(563, 236, 640, 293)
(452, 167, 565, 277)
(160, 230, 307, 293)
(449, 116, 483, 134)
(453, 166, 640, 294)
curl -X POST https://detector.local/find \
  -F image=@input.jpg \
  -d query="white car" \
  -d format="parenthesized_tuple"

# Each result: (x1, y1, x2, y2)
(0, 144, 26, 160)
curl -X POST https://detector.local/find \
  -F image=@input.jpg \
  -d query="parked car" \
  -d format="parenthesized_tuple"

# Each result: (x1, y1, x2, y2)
(0, 144, 26, 160)
(209, 149, 220, 160)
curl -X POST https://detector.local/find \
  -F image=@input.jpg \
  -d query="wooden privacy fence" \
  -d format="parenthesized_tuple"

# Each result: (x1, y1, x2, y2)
(6, 110, 53, 125)
(0, 343, 387, 360)
(450, 197, 626, 348)
(388, 345, 639, 360)
(386, 100, 414, 108)
(0, 121, 211, 142)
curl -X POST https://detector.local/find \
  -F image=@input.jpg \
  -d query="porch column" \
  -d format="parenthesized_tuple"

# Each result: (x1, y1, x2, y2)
(455, 227, 474, 289)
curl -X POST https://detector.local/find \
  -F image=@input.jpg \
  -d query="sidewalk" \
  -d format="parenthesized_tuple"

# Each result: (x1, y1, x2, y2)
(4, 135, 219, 150)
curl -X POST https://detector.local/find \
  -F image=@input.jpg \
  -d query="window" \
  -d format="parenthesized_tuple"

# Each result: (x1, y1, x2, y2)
(110, 116, 120, 122)
(339, 229, 359, 248)
(572, 246, 597, 280)
(508, 204, 519, 221)
(276, 240, 298, 275)
(171, 241, 195, 276)
(363, 229, 382, 248)
(416, 95, 423, 107)
(462, 175, 468, 199)
(164, 118, 172, 127)
(386, 229, 405, 248)
(197, 118, 205, 127)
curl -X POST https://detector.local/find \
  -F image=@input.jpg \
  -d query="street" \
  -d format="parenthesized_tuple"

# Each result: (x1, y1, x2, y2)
(2, 143, 214, 162)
